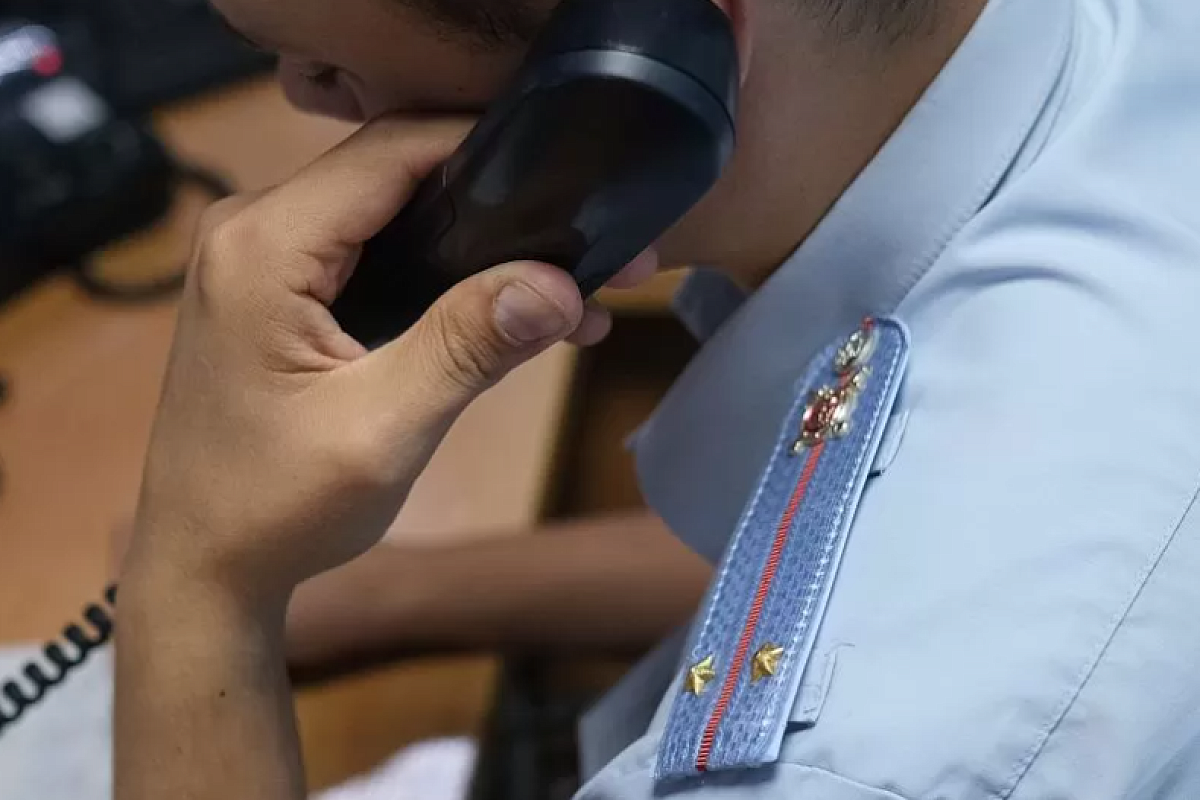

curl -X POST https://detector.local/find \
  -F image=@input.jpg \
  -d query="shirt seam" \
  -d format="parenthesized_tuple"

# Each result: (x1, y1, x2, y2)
(998, 470, 1200, 799)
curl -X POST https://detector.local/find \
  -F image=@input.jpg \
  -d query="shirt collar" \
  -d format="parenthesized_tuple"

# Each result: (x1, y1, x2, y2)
(634, 0, 1076, 563)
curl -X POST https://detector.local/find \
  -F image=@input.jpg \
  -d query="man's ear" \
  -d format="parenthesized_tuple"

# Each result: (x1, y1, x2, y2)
(710, 0, 753, 83)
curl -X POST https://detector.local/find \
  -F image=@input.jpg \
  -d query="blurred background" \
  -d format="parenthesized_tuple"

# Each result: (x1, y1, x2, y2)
(0, 2, 698, 798)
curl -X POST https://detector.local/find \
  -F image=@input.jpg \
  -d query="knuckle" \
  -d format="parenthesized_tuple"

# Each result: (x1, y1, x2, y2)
(197, 196, 240, 236)
(193, 210, 264, 303)
(424, 302, 505, 393)
(196, 193, 258, 243)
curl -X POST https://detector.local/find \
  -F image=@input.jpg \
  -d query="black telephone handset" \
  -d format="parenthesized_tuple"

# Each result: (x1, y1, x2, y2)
(330, 0, 739, 346)
(0, 0, 737, 738)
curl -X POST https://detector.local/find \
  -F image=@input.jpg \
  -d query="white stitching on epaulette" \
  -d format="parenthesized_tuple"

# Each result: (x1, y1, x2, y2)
(750, 325, 905, 752)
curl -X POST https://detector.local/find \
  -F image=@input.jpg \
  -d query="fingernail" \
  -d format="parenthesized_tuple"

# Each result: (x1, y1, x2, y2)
(494, 282, 571, 344)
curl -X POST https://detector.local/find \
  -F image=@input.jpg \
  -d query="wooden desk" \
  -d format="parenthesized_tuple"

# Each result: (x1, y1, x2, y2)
(0, 78, 578, 789)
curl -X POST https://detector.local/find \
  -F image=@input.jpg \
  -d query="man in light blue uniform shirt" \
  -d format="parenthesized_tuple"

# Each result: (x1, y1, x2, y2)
(579, 0, 1200, 797)
(107, 0, 1200, 798)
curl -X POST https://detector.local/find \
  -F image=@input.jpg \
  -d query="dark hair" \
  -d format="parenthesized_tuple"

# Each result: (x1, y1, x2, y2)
(802, 0, 937, 41)
(399, 0, 543, 45)
(403, 0, 935, 46)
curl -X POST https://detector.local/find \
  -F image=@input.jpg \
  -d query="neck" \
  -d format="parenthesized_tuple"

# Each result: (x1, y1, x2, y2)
(717, 0, 990, 290)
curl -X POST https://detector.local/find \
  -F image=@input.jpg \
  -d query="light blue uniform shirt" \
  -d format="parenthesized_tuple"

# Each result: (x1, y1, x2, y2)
(576, 0, 1200, 797)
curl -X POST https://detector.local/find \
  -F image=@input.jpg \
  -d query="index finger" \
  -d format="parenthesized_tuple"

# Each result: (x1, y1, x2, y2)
(255, 115, 472, 256)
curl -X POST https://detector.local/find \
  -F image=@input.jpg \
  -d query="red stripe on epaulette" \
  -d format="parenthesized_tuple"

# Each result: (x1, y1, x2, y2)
(696, 441, 826, 772)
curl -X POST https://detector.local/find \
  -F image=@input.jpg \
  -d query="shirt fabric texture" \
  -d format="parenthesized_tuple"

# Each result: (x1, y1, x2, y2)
(576, 0, 1200, 797)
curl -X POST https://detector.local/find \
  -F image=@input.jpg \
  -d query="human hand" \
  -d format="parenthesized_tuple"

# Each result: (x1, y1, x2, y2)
(120, 115, 648, 609)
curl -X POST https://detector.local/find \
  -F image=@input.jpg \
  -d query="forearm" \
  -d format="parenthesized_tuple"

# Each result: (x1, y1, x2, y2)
(287, 510, 711, 678)
(115, 563, 304, 800)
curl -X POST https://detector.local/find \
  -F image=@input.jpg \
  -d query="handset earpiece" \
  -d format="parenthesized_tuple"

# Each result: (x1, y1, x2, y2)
(330, 0, 739, 347)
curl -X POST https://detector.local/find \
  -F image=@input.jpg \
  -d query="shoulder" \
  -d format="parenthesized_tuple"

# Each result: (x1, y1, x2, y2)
(810, 22, 1200, 787)
(582, 4, 1200, 798)
(587, 177, 1200, 800)
(583, 280, 1200, 800)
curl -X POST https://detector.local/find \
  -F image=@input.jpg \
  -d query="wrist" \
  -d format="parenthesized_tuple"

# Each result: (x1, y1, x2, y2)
(119, 549, 292, 637)
(121, 516, 299, 615)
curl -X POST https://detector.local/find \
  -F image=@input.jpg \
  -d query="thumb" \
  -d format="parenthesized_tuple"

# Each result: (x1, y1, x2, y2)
(356, 261, 583, 427)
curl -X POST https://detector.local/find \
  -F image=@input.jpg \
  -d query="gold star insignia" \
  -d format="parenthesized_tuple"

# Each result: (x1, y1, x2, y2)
(685, 655, 717, 695)
(751, 643, 784, 682)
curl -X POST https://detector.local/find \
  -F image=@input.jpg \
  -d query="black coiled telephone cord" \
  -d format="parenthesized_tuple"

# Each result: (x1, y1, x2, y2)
(0, 584, 118, 737)
(0, 375, 120, 738)
(0, 158, 233, 739)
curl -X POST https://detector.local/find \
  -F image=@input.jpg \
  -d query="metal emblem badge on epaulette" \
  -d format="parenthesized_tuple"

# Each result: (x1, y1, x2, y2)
(655, 317, 910, 782)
